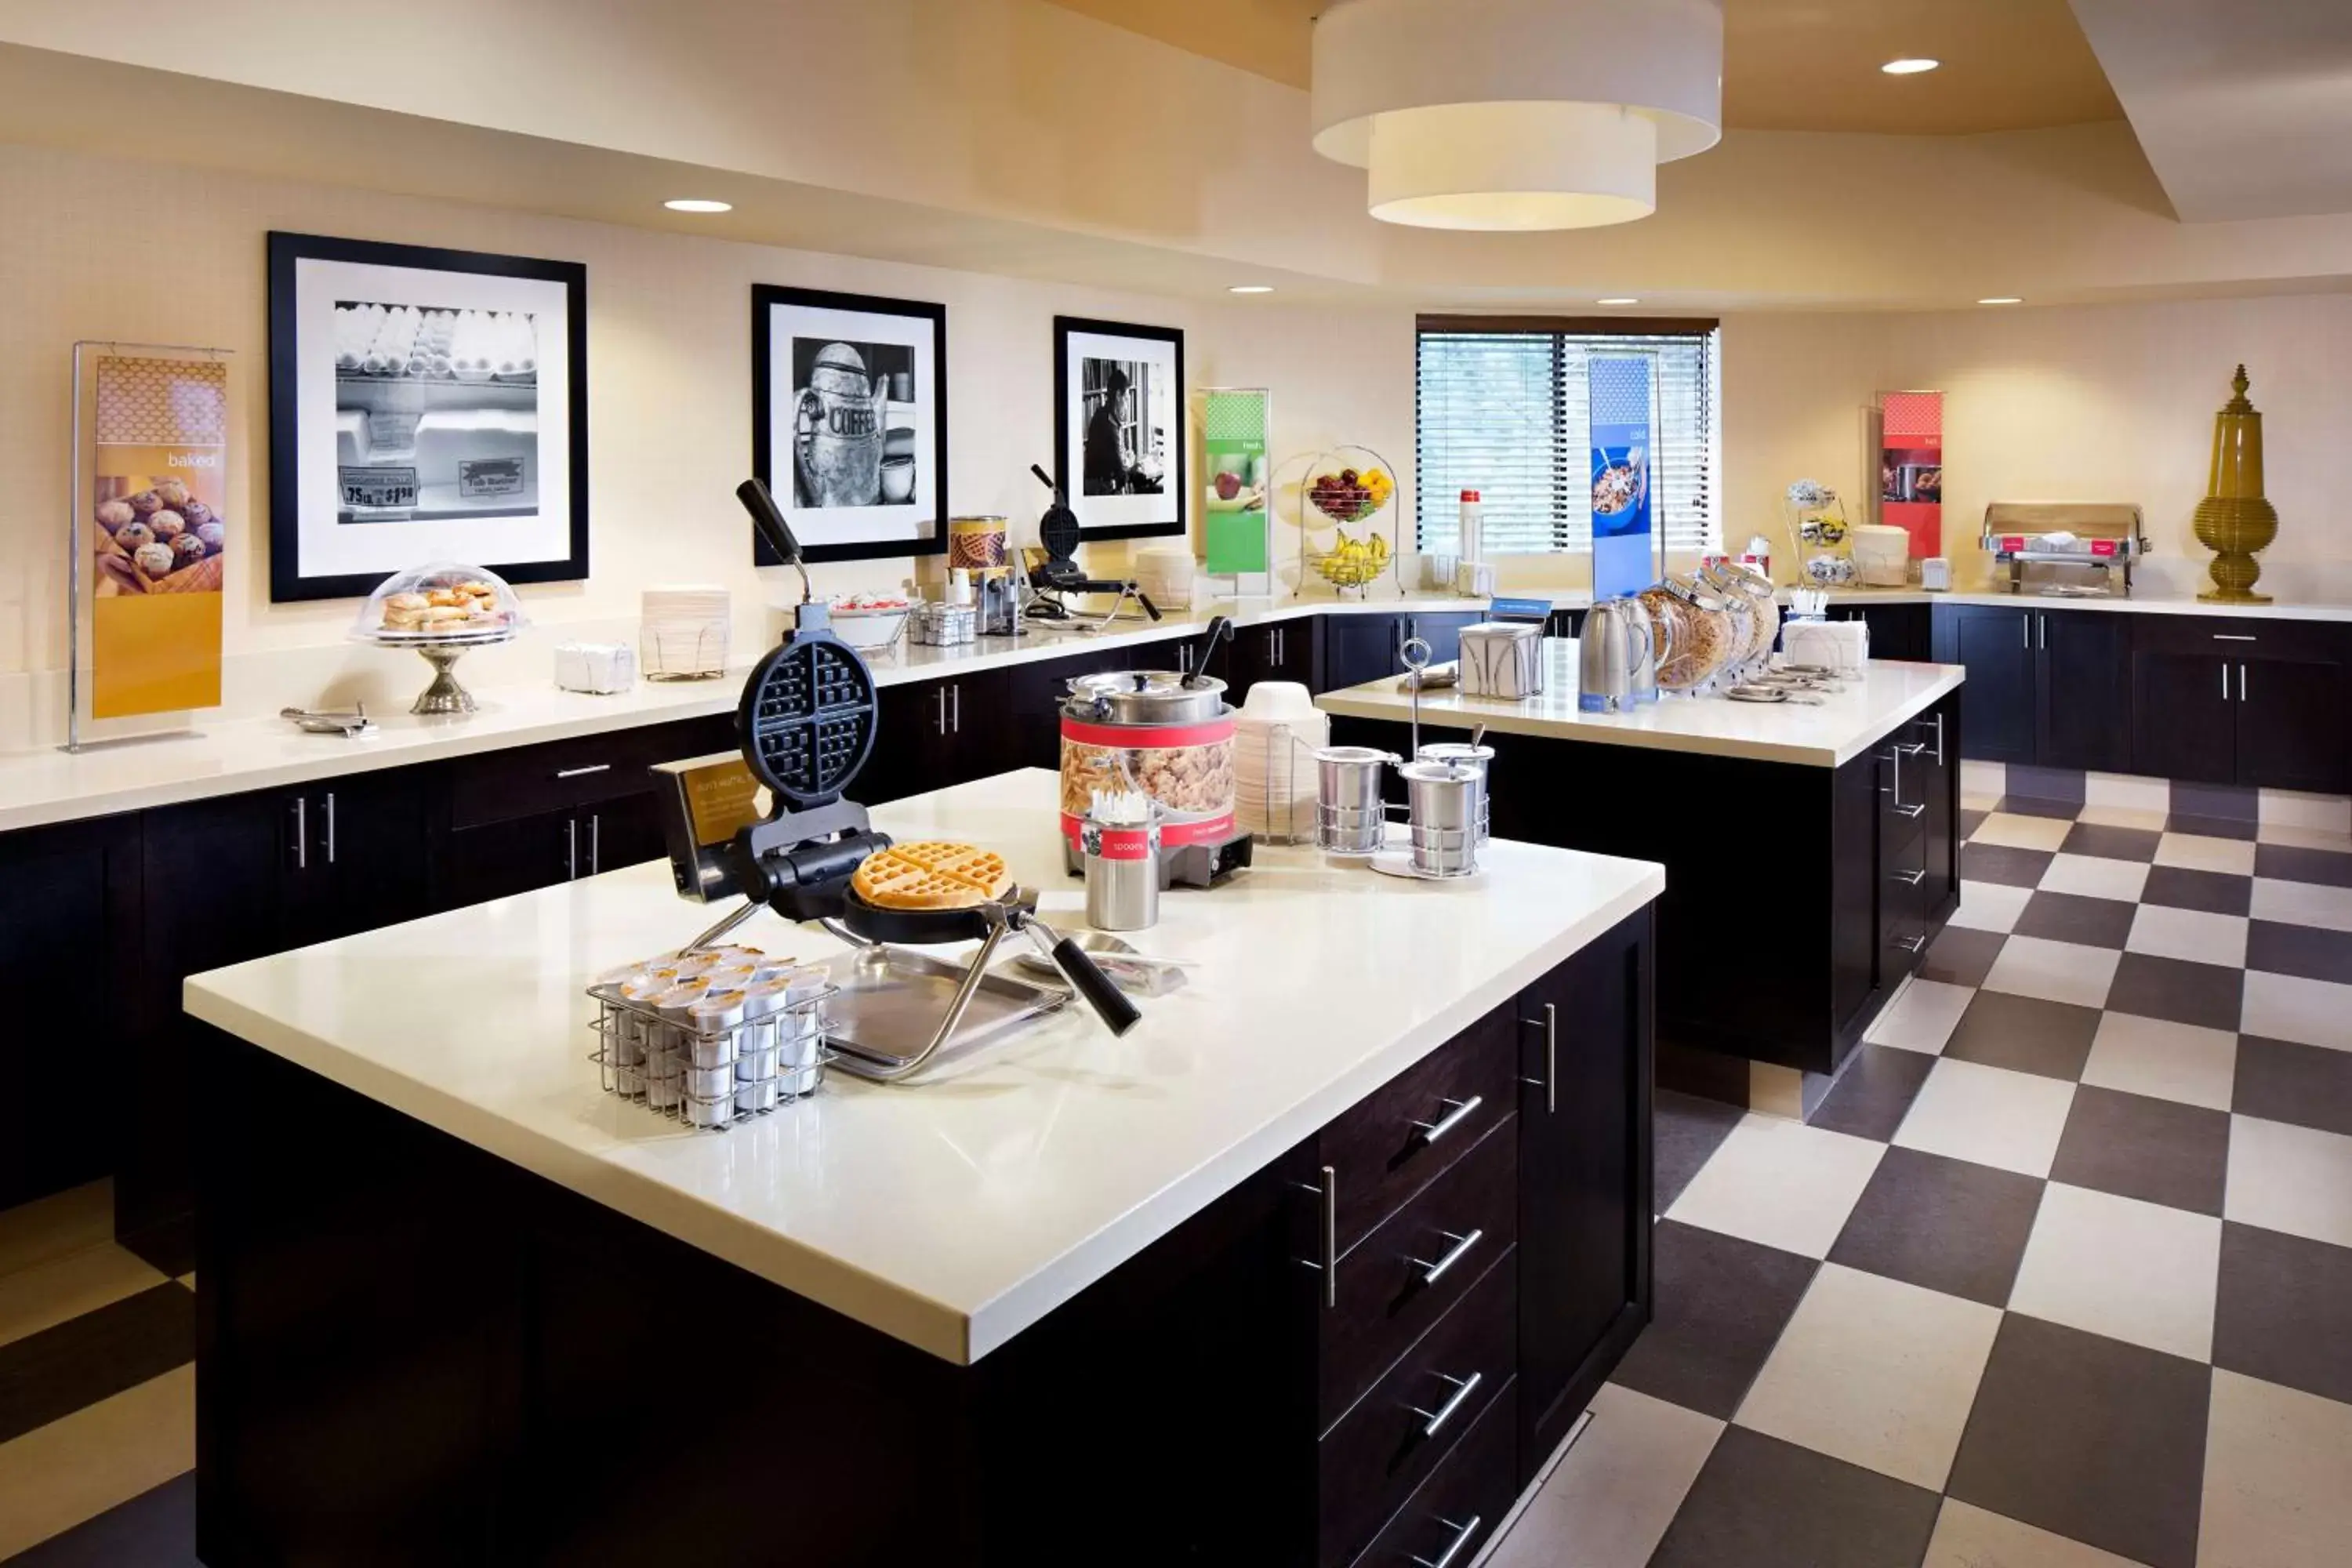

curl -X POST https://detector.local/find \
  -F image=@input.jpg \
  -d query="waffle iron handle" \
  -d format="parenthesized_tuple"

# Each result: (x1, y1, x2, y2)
(1053, 937, 1143, 1036)
(737, 477, 813, 605)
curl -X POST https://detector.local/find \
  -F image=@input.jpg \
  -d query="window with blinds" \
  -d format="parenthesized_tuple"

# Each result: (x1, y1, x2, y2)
(1415, 321, 1721, 557)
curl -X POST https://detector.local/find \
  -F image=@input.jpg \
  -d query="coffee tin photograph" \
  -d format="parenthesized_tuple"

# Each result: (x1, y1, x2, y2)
(752, 284, 947, 564)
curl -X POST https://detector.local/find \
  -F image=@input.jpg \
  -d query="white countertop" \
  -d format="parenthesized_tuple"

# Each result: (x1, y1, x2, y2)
(1801, 585, 2352, 622)
(183, 768, 1664, 1366)
(1317, 640, 1965, 768)
(0, 595, 1490, 837)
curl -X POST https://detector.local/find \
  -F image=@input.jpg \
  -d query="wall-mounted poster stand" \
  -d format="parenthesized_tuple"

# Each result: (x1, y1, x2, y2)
(66, 340, 235, 753)
(1588, 350, 1661, 601)
(1196, 387, 1273, 600)
(1875, 389, 1944, 558)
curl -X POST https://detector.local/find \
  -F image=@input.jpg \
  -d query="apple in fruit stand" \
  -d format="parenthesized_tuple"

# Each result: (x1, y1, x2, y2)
(1215, 470, 1242, 500)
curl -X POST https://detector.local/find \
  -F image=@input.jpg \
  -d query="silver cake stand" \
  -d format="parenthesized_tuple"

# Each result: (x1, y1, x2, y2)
(363, 630, 516, 714)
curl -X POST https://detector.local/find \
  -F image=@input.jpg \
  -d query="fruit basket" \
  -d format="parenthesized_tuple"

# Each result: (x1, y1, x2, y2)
(1289, 444, 1403, 598)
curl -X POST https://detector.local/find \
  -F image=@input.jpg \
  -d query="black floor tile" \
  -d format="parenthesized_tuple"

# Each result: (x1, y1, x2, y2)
(2047, 1084, 2230, 1216)
(1611, 1221, 1816, 1421)
(2105, 951, 2245, 1033)
(2012, 890, 2137, 950)
(1960, 807, 1989, 844)
(2167, 810, 2258, 841)
(1919, 926, 2006, 989)
(2007, 767, 2087, 808)
(1943, 990, 2103, 1081)
(2059, 822, 2162, 863)
(2140, 865, 2253, 916)
(1656, 1089, 1746, 1212)
(1963, 843, 2056, 888)
(1647, 1426, 1941, 1568)
(1998, 794, 2081, 821)
(1826, 1145, 2045, 1308)
(1946, 1315, 2211, 1568)
(2245, 920, 2352, 984)
(1806, 1046, 1936, 1142)
(2169, 777, 2258, 824)
(2213, 1221, 2352, 1407)
(0, 1473, 196, 1568)
(0, 1284, 194, 1446)
(2253, 842, 2352, 887)
(2234, 1034, 2352, 1137)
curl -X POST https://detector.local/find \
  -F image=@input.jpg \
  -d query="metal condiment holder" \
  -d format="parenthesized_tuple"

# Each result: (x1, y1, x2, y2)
(585, 975, 835, 1131)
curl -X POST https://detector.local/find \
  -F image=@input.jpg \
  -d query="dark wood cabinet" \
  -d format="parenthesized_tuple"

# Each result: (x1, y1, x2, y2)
(1937, 604, 2036, 764)
(2130, 650, 2235, 786)
(2238, 651, 2350, 793)
(278, 769, 435, 949)
(1515, 906, 1653, 1475)
(1221, 616, 1316, 700)
(867, 669, 1014, 803)
(1838, 603, 1933, 662)
(2131, 617, 2352, 793)
(1317, 612, 1482, 695)
(2034, 609, 2133, 773)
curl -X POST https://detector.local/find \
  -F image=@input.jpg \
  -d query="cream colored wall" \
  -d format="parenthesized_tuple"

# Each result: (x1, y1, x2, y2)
(0, 142, 1407, 745)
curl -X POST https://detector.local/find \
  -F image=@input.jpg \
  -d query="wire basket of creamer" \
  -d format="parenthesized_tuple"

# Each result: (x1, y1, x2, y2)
(586, 947, 834, 1129)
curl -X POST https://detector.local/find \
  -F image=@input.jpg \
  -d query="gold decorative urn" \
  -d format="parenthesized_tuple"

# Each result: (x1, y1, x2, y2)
(2194, 365, 2278, 604)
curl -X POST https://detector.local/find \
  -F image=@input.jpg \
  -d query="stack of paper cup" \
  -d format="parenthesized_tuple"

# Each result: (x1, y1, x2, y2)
(1235, 681, 1327, 841)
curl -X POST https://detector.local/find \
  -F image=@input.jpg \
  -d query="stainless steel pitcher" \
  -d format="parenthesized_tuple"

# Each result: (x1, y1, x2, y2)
(1578, 597, 1658, 713)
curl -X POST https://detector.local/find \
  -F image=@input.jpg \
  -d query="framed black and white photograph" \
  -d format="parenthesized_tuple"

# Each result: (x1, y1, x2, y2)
(267, 231, 588, 602)
(1054, 316, 1185, 540)
(752, 285, 946, 564)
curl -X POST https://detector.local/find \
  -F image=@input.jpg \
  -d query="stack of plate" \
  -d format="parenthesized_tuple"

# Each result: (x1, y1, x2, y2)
(641, 586, 731, 681)
(1234, 681, 1327, 842)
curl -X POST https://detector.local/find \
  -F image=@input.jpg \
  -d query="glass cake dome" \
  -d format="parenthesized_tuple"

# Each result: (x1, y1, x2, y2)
(350, 561, 528, 644)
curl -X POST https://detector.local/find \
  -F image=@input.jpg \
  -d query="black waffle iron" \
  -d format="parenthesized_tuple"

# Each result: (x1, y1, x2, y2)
(717, 480, 1138, 1073)
(1023, 463, 1161, 626)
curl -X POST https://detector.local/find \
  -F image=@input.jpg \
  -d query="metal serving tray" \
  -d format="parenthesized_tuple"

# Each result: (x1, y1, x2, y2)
(818, 947, 1069, 1079)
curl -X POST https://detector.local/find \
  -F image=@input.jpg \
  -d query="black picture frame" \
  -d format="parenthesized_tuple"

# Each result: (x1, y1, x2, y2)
(267, 232, 590, 603)
(751, 284, 949, 565)
(1054, 315, 1186, 542)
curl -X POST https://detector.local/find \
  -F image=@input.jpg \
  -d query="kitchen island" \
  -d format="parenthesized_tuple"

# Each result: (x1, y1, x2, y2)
(185, 768, 1663, 1567)
(1321, 641, 1963, 1110)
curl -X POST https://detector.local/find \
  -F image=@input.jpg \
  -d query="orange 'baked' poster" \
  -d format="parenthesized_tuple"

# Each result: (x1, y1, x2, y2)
(89, 356, 227, 718)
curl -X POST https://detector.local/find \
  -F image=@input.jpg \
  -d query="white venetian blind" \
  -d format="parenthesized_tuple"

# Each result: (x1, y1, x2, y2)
(1416, 323, 1721, 557)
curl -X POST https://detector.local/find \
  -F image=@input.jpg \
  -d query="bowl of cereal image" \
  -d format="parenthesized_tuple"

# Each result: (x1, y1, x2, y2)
(1592, 457, 1646, 517)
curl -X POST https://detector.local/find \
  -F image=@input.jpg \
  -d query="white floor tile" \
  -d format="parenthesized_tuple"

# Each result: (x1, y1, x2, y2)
(1925, 1497, 2151, 1568)
(2227, 1115, 2352, 1249)
(1983, 935, 2122, 1010)
(1975, 812, 2074, 853)
(0, 1367, 192, 1560)
(2199, 1368, 2352, 1568)
(2250, 878, 2352, 935)
(2154, 833, 2259, 877)
(2254, 822, 2352, 855)
(2085, 773, 2172, 815)
(1893, 1058, 2078, 1178)
(0, 1243, 168, 1351)
(2126, 904, 2249, 968)
(2038, 854, 2153, 903)
(2007, 1181, 2221, 1362)
(0, 1180, 112, 1283)
(1663, 1114, 1886, 1259)
(2256, 788, 2352, 835)
(1962, 760, 2008, 800)
(1949, 881, 2034, 935)
(1489, 1383, 1722, 1568)
(2077, 804, 2172, 833)
(2078, 1012, 2240, 1112)
(1734, 1263, 2002, 1491)
(2240, 971, 2352, 1051)
(1864, 978, 1978, 1055)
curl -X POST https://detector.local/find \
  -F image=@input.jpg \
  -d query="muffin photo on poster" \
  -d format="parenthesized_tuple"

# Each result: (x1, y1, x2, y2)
(1055, 317, 1185, 540)
(753, 285, 946, 564)
(268, 233, 589, 602)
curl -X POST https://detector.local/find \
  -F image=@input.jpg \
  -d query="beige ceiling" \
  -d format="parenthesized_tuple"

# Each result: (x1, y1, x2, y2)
(1040, 0, 2123, 134)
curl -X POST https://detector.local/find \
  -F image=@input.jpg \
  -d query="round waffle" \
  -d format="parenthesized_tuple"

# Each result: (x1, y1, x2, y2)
(849, 840, 1013, 911)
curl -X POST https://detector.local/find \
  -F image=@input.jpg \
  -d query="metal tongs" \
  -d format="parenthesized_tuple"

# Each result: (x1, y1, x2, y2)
(281, 702, 376, 738)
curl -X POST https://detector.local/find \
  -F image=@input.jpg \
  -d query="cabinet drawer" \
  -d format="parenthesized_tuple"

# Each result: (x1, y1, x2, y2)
(447, 717, 733, 829)
(1317, 1249, 1515, 1568)
(2132, 615, 2347, 663)
(1323, 1112, 1517, 1432)
(1346, 1377, 1515, 1568)
(1317, 1004, 1514, 1257)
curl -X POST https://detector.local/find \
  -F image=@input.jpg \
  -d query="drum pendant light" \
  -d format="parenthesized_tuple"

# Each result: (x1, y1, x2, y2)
(1312, 0, 1723, 230)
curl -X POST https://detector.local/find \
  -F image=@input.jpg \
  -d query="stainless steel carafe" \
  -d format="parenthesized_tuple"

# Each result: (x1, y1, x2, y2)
(1578, 597, 1657, 713)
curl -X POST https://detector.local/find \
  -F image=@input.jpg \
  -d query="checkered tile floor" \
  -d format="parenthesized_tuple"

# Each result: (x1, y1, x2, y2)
(1490, 793, 2352, 1568)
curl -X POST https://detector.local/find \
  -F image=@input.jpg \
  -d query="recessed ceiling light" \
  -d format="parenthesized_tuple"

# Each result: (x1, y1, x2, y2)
(1228, 285, 1275, 294)
(1977, 296, 2023, 305)
(1881, 57, 1940, 75)
(1595, 297, 1640, 306)
(663, 198, 732, 214)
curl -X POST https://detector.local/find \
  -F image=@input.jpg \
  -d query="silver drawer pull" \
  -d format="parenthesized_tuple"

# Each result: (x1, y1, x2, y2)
(1412, 1095, 1484, 1145)
(1412, 1229, 1484, 1287)
(1302, 1164, 1338, 1311)
(1897, 934, 1928, 953)
(1896, 742, 1927, 757)
(1414, 1370, 1483, 1439)
(1893, 868, 1926, 885)
(555, 764, 611, 779)
(1519, 1003, 1558, 1115)
(2212, 633, 2257, 642)
(1413, 1515, 1483, 1568)
(1896, 803, 1927, 818)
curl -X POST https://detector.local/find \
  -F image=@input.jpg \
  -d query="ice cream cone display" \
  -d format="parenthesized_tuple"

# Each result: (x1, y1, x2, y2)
(2194, 365, 2279, 604)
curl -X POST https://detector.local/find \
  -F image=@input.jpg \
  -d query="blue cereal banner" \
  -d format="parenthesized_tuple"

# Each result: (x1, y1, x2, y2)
(1588, 354, 1654, 601)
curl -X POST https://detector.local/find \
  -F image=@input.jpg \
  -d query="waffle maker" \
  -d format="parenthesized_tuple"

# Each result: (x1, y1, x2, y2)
(1023, 463, 1163, 627)
(678, 481, 1140, 1082)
